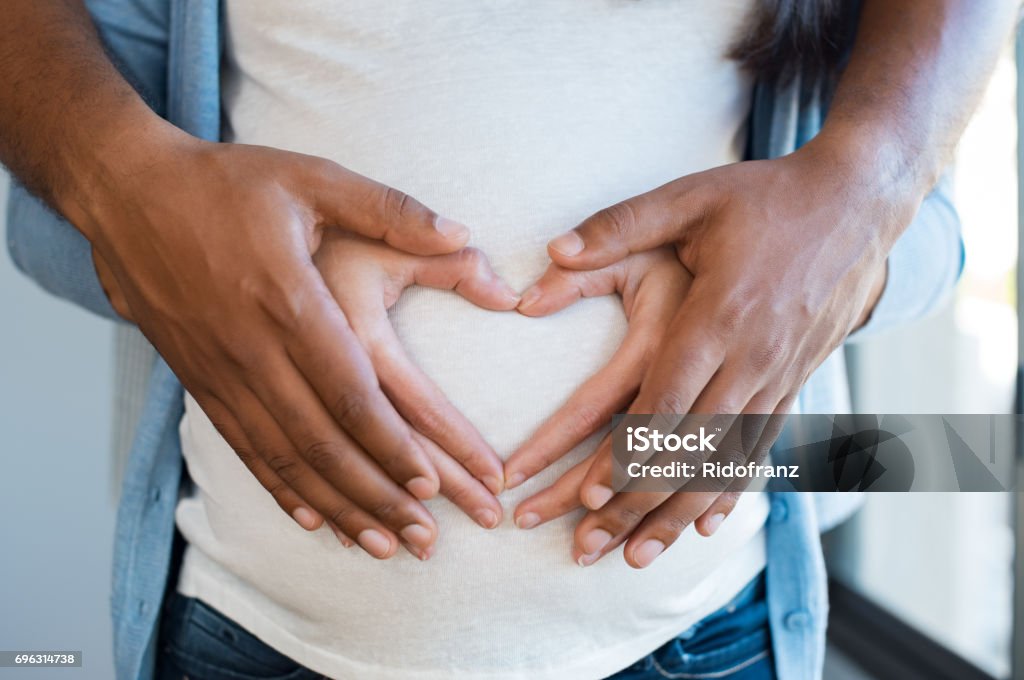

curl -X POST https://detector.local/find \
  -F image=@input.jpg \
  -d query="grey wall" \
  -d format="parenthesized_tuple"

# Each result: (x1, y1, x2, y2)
(0, 172, 117, 678)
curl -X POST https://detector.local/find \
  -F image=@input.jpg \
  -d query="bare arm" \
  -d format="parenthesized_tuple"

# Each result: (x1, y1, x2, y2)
(0, 1, 159, 224)
(814, 0, 1018, 245)
(0, 0, 507, 559)
(524, 0, 1018, 568)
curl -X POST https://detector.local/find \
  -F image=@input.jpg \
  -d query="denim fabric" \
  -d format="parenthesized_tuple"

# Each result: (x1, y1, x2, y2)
(157, 594, 320, 680)
(155, 576, 772, 680)
(609, 574, 774, 680)
(3, 1, 963, 678)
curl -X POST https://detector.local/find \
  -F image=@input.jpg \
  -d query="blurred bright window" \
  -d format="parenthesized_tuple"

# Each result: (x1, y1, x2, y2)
(829, 41, 1018, 679)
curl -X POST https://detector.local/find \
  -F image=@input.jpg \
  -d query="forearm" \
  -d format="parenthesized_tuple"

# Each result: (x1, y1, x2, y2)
(815, 0, 1017, 219)
(0, 0, 175, 241)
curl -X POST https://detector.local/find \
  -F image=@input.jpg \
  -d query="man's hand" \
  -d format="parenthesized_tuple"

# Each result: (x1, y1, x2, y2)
(530, 148, 888, 568)
(2, 0, 508, 560)
(516, 0, 1020, 568)
(86, 133, 488, 561)
(313, 233, 518, 549)
(547, 146, 890, 413)
(516, 147, 892, 569)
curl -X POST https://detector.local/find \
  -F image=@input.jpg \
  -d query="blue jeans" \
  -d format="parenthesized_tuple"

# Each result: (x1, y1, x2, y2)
(156, 573, 774, 680)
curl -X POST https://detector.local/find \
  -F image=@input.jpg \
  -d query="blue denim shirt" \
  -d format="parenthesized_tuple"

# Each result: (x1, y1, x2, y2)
(5, 1, 963, 678)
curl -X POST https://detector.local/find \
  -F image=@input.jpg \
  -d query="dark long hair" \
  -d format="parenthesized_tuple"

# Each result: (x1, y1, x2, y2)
(731, 0, 851, 82)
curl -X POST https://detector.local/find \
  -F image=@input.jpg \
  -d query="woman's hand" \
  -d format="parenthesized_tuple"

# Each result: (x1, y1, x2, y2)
(504, 250, 727, 565)
(312, 232, 519, 556)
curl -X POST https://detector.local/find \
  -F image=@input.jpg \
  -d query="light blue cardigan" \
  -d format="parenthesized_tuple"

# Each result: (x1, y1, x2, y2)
(5, 1, 963, 678)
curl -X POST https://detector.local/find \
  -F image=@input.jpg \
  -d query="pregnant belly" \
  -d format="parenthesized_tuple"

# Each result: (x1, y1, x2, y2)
(388, 287, 628, 459)
(176, 288, 768, 673)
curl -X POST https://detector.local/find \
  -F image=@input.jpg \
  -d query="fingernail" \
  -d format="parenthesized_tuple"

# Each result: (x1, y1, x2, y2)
(581, 528, 613, 555)
(706, 512, 726, 535)
(400, 523, 433, 548)
(330, 525, 354, 548)
(291, 507, 319, 530)
(549, 231, 585, 257)
(416, 545, 434, 562)
(517, 288, 543, 311)
(482, 474, 504, 495)
(474, 508, 500, 529)
(583, 484, 614, 510)
(515, 512, 541, 530)
(357, 529, 392, 558)
(634, 539, 666, 568)
(406, 476, 438, 499)
(505, 472, 526, 489)
(577, 552, 600, 567)
(435, 217, 470, 240)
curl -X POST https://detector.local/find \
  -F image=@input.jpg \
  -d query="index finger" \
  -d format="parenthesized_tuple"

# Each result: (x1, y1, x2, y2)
(281, 275, 441, 499)
(303, 158, 470, 256)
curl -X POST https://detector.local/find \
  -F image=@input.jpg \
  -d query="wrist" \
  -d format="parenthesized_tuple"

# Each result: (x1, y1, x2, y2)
(56, 108, 197, 245)
(798, 126, 929, 248)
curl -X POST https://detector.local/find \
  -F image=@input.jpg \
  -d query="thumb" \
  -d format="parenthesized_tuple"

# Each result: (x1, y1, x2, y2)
(516, 262, 622, 317)
(547, 176, 715, 270)
(308, 158, 470, 255)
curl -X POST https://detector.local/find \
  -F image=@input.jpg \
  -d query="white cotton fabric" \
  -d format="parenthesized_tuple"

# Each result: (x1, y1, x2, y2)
(176, 2, 768, 678)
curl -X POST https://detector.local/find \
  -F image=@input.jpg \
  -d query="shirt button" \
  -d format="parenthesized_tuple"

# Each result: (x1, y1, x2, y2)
(138, 599, 149, 617)
(785, 610, 810, 630)
(770, 498, 788, 522)
(150, 487, 161, 504)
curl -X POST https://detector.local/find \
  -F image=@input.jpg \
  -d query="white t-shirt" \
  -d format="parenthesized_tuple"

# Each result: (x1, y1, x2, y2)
(175, 2, 769, 678)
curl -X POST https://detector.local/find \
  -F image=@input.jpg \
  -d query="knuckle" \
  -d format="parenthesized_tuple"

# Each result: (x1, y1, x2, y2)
(331, 391, 370, 432)
(707, 397, 743, 415)
(749, 335, 789, 372)
(327, 505, 355, 528)
(653, 388, 688, 415)
(715, 297, 748, 336)
(457, 247, 486, 268)
(244, 271, 317, 332)
(232, 446, 258, 469)
(567, 402, 607, 441)
(264, 453, 301, 481)
(369, 499, 401, 523)
(408, 404, 450, 441)
(453, 248, 490, 283)
(264, 478, 289, 499)
(442, 480, 474, 508)
(717, 448, 748, 471)
(658, 510, 692, 537)
(309, 157, 343, 183)
(613, 504, 647, 529)
(382, 186, 424, 226)
(371, 435, 416, 474)
(301, 440, 342, 474)
(596, 201, 639, 240)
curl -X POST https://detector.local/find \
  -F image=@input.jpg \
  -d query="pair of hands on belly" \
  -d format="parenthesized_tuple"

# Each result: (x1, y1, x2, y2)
(93, 136, 886, 568)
